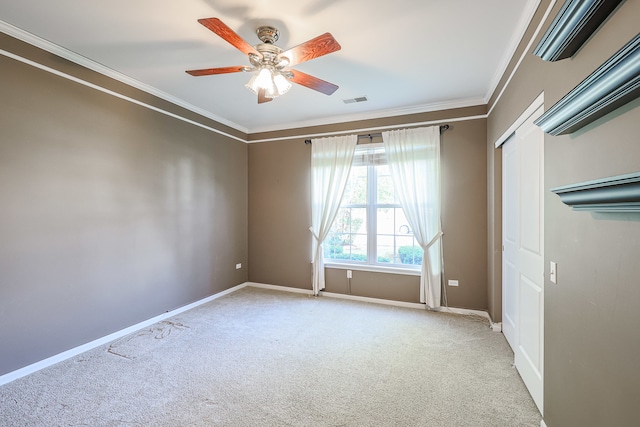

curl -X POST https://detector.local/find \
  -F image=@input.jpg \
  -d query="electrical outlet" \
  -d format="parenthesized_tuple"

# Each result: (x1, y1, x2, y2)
(235, 263, 242, 270)
(550, 261, 557, 284)
(346, 270, 352, 279)
(448, 279, 459, 287)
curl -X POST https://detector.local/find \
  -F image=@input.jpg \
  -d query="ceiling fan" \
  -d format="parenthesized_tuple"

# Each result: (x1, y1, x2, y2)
(186, 18, 341, 104)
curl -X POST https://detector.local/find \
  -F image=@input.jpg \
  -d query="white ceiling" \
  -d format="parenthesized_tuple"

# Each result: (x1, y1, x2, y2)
(0, 0, 538, 134)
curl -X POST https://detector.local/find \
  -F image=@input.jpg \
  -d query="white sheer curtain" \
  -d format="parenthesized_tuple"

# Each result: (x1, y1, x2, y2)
(382, 126, 443, 308)
(310, 135, 357, 295)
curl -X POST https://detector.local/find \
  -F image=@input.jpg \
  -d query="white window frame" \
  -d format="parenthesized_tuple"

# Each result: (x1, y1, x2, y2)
(324, 143, 421, 276)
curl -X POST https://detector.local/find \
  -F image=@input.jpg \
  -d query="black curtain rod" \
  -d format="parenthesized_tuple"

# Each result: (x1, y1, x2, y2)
(304, 124, 449, 144)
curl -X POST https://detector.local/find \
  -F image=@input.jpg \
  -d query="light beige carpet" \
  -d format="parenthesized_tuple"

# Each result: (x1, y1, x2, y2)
(0, 287, 541, 426)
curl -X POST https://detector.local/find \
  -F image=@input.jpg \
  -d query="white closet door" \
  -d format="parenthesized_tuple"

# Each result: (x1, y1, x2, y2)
(502, 133, 518, 350)
(502, 105, 544, 414)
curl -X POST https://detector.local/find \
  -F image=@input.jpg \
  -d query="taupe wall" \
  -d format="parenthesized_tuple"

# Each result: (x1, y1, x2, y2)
(249, 112, 488, 310)
(248, 138, 312, 288)
(487, 1, 640, 425)
(0, 39, 248, 376)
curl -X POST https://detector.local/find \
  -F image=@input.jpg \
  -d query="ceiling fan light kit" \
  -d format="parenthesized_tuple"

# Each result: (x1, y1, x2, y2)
(186, 18, 341, 104)
(245, 67, 292, 99)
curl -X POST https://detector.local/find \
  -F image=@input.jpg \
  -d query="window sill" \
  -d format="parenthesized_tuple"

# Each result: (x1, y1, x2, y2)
(324, 262, 421, 276)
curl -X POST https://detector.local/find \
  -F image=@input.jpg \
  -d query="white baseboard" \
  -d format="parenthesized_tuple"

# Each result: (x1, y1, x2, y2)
(491, 322, 503, 332)
(431, 305, 491, 320)
(0, 282, 249, 387)
(541, 420, 547, 427)
(246, 282, 314, 295)
(248, 282, 494, 322)
(247, 281, 424, 309)
(431, 305, 488, 318)
(1, 280, 498, 386)
(320, 291, 426, 310)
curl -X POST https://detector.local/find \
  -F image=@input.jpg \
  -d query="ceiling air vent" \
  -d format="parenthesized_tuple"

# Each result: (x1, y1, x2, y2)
(343, 96, 368, 104)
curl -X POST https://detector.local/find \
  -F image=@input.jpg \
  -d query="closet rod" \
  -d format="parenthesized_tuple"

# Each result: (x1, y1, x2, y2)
(304, 124, 449, 144)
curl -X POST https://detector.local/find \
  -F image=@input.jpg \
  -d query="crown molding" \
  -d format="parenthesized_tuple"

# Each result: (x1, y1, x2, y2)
(534, 0, 623, 62)
(0, 19, 249, 135)
(249, 114, 486, 143)
(1, 18, 484, 140)
(534, 33, 640, 135)
(552, 172, 640, 212)
(247, 97, 486, 134)
(487, 0, 558, 117)
(485, 0, 541, 103)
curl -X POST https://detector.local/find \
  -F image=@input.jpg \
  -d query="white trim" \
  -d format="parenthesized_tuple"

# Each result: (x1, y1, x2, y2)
(249, 283, 492, 320)
(1, 0, 550, 144)
(487, 0, 558, 117)
(485, 0, 541, 104)
(0, 49, 247, 144)
(490, 322, 503, 332)
(325, 262, 421, 276)
(319, 291, 426, 310)
(0, 282, 248, 387)
(431, 306, 492, 322)
(1, 31, 486, 147)
(248, 98, 485, 134)
(1, 18, 488, 144)
(541, 420, 547, 427)
(249, 115, 487, 143)
(246, 282, 314, 295)
(495, 92, 545, 147)
(0, 19, 248, 135)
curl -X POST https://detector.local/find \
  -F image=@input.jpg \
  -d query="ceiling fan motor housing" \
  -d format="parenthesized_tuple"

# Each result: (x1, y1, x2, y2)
(256, 26, 279, 44)
(253, 43, 287, 69)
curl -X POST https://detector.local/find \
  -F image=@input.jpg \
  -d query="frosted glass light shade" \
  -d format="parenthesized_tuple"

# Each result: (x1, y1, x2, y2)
(270, 73, 292, 98)
(245, 68, 275, 95)
(245, 67, 292, 99)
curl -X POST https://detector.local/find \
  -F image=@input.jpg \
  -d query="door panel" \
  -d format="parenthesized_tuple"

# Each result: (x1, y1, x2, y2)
(520, 125, 542, 255)
(502, 104, 544, 414)
(502, 134, 518, 350)
(519, 273, 542, 370)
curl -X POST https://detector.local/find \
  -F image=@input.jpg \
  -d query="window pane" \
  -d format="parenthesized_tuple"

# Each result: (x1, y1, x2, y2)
(331, 208, 366, 235)
(377, 207, 395, 235)
(395, 208, 411, 235)
(377, 208, 412, 236)
(349, 208, 367, 234)
(324, 233, 347, 259)
(325, 206, 367, 262)
(397, 236, 423, 266)
(376, 235, 394, 263)
(324, 232, 368, 262)
(342, 165, 367, 205)
(376, 164, 396, 204)
(349, 233, 368, 262)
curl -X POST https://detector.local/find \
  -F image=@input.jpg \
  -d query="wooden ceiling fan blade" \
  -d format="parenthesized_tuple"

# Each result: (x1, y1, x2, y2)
(186, 66, 246, 76)
(289, 69, 339, 95)
(278, 33, 341, 67)
(258, 88, 273, 104)
(198, 18, 259, 57)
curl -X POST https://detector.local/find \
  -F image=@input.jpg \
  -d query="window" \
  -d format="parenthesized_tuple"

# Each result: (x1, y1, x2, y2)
(324, 144, 423, 268)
